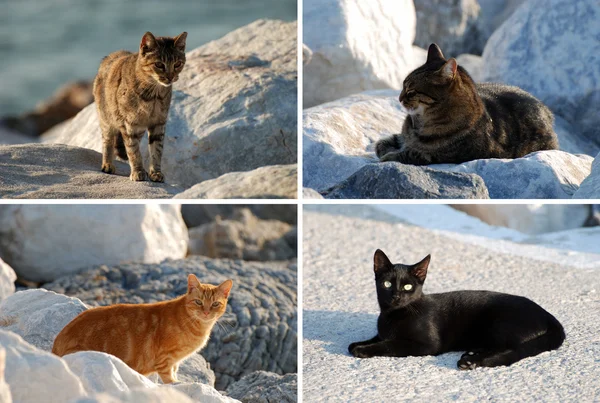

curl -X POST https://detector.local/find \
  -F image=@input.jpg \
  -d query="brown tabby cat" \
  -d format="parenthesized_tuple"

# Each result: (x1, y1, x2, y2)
(52, 274, 232, 384)
(93, 31, 187, 182)
(375, 44, 558, 165)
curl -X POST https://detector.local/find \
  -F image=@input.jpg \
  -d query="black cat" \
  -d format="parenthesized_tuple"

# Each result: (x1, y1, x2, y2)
(348, 249, 565, 369)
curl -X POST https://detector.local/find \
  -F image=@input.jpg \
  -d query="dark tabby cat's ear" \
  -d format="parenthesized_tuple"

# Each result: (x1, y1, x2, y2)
(187, 273, 201, 293)
(410, 255, 431, 282)
(374, 249, 392, 273)
(427, 43, 445, 63)
(439, 58, 458, 80)
(140, 32, 157, 55)
(174, 32, 188, 52)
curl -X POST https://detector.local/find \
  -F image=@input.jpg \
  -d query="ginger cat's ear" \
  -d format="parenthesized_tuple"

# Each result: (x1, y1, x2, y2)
(218, 279, 233, 298)
(140, 32, 157, 55)
(174, 32, 187, 52)
(187, 274, 201, 293)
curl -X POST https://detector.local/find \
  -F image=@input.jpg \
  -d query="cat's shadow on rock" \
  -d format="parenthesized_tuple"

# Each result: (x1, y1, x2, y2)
(303, 309, 460, 369)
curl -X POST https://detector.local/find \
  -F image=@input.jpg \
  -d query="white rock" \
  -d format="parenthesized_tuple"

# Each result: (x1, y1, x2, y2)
(70, 388, 195, 403)
(573, 152, 600, 199)
(171, 383, 241, 403)
(303, 0, 418, 107)
(0, 348, 12, 403)
(0, 289, 87, 352)
(46, 20, 297, 189)
(0, 259, 16, 301)
(174, 165, 297, 199)
(63, 352, 156, 395)
(482, 0, 600, 146)
(0, 330, 86, 403)
(302, 188, 323, 199)
(0, 205, 188, 283)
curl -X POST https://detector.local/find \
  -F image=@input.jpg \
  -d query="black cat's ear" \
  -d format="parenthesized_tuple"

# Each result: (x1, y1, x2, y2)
(440, 58, 458, 80)
(140, 32, 157, 55)
(427, 43, 445, 63)
(374, 249, 392, 273)
(174, 32, 187, 52)
(410, 255, 431, 282)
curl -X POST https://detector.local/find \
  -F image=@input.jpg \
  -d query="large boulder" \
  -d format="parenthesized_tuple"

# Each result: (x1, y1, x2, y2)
(0, 349, 11, 403)
(181, 205, 297, 228)
(170, 384, 240, 403)
(303, 0, 419, 107)
(0, 330, 86, 403)
(71, 389, 196, 403)
(482, 0, 600, 147)
(174, 165, 297, 199)
(45, 257, 297, 390)
(0, 205, 188, 282)
(46, 20, 297, 189)
(225, 371, 297, 403)
(323, 162, 489, 199)
(0, 259, 16, 301)
(0, 289, 87, 351)
(0, 144, 182, 199)
(573, 152, 600, 199)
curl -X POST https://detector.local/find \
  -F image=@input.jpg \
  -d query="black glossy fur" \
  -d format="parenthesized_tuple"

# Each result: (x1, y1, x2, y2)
(348, 250, 565, 369)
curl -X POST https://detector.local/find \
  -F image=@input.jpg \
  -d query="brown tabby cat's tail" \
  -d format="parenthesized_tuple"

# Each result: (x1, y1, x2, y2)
(114, 132, 128, 160)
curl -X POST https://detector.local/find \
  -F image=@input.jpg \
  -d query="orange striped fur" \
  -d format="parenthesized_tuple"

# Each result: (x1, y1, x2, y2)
(52, 274, 232, 383)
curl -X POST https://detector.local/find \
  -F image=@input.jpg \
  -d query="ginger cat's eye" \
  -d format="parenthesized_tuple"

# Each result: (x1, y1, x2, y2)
(404, 284, 413, 291)
(154, 62, 165, 69)
(383, 281, 392, 288)
(194, 300, 203, 306)
(212, 302, 221, 308)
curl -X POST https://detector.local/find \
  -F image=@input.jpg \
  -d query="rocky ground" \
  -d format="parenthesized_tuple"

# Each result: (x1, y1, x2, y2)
(302, 205, 600, 402)
(303, 0, 600, 199)
(0, 19, 298, 199)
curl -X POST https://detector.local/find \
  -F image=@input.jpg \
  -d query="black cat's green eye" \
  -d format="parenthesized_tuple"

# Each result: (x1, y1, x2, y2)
(383, 281, 392, 288)
(403, 284, 413, 291)
(195, 300, 203, 306)
(212, 302, 221, 307)
(154, 62, 165, 69)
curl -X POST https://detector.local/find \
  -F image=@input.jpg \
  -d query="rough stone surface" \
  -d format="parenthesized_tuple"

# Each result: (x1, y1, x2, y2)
(439, 151, 593, 199)
(0, 330, 86, 403)
(302, 188, 324, 199)
(174, 165, 297, 199)
(573, 152, 600, 199)
(170, 354, 216, 387)
(0, 289, 88, 351)
(72, 389, 196, 403)
(303, 0, 419, 107)
(181, 205, 297, 228)
(482, 0, 600, 147)
(226, 371, 297, 403)
(46, 20, 297, 189)
(0, 349, 11, 403)
(45, 256, 297, 390)
(0, 259, 16, 301)
(324, 162, 490, 199)
(171, 383, 241, 403)
(0, 204, 188, 283)
(0, 144, 182, 199)
(188, 209, 296, 262)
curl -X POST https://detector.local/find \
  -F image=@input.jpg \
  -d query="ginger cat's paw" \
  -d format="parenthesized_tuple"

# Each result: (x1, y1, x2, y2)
(101, 163, 116, 174)
(149, 170, 164, 183)
(130, 169, 147, 181)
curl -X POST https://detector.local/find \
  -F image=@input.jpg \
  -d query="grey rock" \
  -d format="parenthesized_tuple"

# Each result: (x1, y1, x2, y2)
(46, 20, 297, 188)
(225, 371, 297, 403)
(0, 289, 88, 352)
(323, 162, 490, 199)
(302, 188, 323, 199)
(0, 144, 182, 199)
(174, 165, 297, 200)
(181, 205, 297, 228)
(0, 259, 16, 301)
(573, 152, 600, 199)
(45, 256, 297, 390)
(482, 0, 600, 148)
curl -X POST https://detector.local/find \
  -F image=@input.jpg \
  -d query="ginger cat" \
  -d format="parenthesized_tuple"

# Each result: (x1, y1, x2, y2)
(52, 274, 232, 383)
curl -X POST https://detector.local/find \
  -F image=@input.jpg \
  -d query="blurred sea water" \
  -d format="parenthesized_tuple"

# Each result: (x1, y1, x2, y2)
(0, 0, 297, 116)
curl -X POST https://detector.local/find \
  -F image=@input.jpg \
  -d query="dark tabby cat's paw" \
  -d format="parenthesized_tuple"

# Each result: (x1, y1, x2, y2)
(380, 151, 404, 163)
(130, 169, 148, 181)
(149, 170, 165, 183)
(457, 351, 481, 370)
(101, 163, 116, 174)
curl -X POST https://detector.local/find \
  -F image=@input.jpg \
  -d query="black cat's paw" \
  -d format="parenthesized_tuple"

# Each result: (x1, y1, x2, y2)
(350, 345, 372, 359)
(457, 351, 481, 370)
(348, 342, 359, 355)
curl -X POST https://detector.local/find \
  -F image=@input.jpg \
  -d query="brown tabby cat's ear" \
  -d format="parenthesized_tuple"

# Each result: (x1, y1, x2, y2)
(427, 43, 445, 63)
(174, 32, 187, 52)
(374, 249, 392, 273)
(140, 32, 157, 56)
(217, 279, 233, 298)
(440, 58, 458, 80)
(187, 274, 201, 293)
(410, 255, 431, 282)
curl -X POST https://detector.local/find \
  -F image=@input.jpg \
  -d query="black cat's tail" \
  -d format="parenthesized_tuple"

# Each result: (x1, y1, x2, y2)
(114, 132, 128, 160)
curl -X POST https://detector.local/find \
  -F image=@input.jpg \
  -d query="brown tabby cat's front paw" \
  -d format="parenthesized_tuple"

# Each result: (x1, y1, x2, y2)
(149, 170, 164, 183)
(130, 169, 147, 181)
(101, 163, 116, 174)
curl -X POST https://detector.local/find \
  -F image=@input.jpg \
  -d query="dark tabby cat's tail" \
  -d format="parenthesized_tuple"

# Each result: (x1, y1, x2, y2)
(114, 132, 128, 160)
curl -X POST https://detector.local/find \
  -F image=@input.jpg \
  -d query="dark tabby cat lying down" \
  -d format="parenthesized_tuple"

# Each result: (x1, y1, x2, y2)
(349, 250, 565, 369)
(375, 44, 559, 165)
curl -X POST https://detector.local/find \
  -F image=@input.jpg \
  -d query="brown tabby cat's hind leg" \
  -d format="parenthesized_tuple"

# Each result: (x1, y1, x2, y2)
(100, 125, 118, 174)
(122, 130, 147, 181)
(148, 125, 165, 182)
